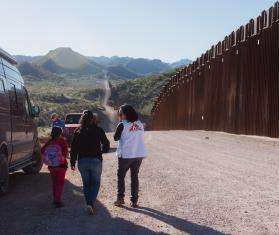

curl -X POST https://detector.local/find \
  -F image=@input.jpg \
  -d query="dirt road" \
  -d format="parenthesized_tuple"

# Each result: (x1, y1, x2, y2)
(1, 131, 279, 234)
(101, 77, 117, 131)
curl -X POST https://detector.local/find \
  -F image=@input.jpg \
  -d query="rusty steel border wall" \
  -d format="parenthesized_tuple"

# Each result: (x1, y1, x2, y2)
(151, 2, 279, 138)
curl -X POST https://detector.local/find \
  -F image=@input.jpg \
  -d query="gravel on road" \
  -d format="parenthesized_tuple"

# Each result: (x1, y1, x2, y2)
(1, 131, 279, 234)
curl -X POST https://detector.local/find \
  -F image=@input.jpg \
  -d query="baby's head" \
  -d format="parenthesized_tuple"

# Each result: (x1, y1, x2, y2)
(51, 113, 59, 121)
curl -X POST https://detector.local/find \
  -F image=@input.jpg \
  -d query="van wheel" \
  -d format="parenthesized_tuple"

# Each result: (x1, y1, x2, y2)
(0, 153, 9, 195)
(23, 140, 43, 174)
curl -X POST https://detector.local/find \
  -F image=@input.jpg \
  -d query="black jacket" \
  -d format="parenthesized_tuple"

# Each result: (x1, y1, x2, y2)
(114, 122, 124, 141)
(70, 124, 110, 167)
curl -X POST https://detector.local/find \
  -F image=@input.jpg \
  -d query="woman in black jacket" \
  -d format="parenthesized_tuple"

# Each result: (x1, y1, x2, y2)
(70, 111, 110, 215)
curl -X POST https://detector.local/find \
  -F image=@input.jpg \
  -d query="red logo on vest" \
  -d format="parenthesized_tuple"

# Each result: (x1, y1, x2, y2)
(129, 122, 142, 132)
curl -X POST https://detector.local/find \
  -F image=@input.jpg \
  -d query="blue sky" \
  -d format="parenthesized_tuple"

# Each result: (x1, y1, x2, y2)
(0, 0, 275, 62)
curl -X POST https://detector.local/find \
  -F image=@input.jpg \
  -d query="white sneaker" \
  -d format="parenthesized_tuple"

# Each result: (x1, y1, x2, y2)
(86, 205, 94, 215)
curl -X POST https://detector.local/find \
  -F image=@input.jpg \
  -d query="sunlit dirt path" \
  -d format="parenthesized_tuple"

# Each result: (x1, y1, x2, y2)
(102, 75, 118, 131)
(1, 131, 279, 234)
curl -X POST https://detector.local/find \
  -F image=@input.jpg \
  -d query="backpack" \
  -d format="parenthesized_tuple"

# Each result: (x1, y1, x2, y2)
(42, 142, 64, 167)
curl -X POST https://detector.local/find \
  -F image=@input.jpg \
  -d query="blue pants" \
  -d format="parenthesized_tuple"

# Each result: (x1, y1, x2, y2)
(78, 158, 102, 206)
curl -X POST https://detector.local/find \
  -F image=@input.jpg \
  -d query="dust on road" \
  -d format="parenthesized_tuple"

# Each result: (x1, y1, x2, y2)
(1, 131, 279, 234)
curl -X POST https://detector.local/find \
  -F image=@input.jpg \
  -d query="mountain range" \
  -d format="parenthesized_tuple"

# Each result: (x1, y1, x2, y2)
(15, 47, 191, 80)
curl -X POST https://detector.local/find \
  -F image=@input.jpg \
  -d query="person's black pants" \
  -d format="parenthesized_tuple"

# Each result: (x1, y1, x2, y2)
(117, 157, 143, 203)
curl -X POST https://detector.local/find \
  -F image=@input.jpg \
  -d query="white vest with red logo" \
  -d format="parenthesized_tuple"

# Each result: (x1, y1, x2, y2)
(116, 120, 147, 159)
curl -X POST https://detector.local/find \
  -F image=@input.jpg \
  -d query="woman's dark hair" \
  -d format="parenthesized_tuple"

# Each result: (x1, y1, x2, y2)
(79, 110, 93, 128)
(119, 104, 138, 122)
(51, 127, 62, 140)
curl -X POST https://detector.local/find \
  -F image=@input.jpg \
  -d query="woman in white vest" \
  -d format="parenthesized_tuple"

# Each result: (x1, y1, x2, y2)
(113, 104, 147, 208)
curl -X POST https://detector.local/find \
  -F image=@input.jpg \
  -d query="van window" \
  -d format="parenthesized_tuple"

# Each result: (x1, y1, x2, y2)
(23, 87, 31, 116)
(2, 58, 23, 83)
(2, 59, 17, 70)
(9, 84, 19, 115)
(4, 66, 20, 80)
(0, 79, 5, 92)
(0, 62, 4, 76)
(9, 83, 29, 116)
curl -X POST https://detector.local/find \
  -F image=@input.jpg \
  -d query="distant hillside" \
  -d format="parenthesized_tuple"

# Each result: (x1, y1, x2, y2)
(14, 55, 42, 63)
(32, 48, 103, 75)
(110, 70, 176, 117)
(35, 48, 89, 69)
(35, 58, 66, 74)
(170, 59, 192, 68)
(90, 56, 133, 67)
(17, 62, 60, 80)
(15, 48, 191, 79)
(107, 65, 138, 80)
(90, 56, 191, 76)
(125, 58, 170, 75)
(23, 66, 113, 130)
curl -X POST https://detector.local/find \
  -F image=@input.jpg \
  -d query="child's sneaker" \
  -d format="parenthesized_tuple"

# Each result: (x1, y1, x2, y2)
(86, 205, 94, 215)
(114, 198, 125, 207)
(53, 202, 64, 208)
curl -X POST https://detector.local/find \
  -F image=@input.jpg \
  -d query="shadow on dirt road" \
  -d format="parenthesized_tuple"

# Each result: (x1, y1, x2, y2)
(0, 172, 160, 234)
(0, 169, 225, 234)
(122, 206, 225, 235)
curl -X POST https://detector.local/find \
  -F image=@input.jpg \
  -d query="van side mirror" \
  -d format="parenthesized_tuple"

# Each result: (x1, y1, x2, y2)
(31, 106, 40, 117)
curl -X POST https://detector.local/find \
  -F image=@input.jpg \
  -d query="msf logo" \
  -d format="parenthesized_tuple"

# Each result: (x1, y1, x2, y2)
(129, 122, 142, 132)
